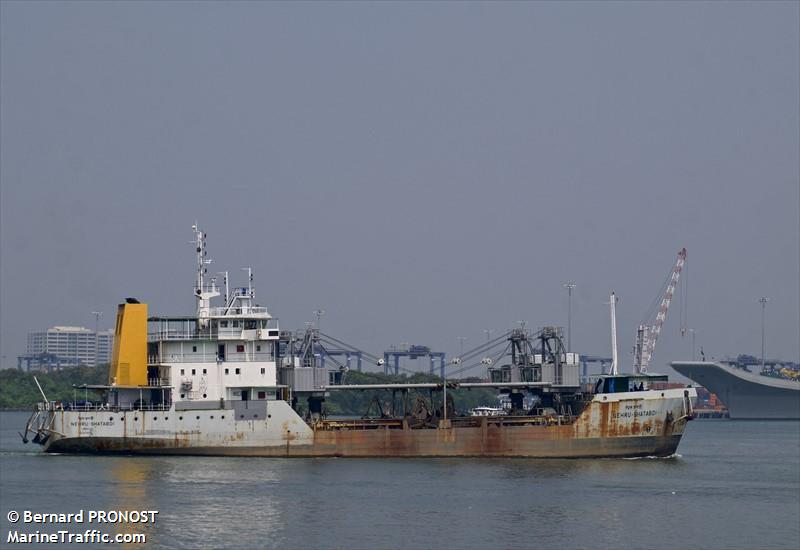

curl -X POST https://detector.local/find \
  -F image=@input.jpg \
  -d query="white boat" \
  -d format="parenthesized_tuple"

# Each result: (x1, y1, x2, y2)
(468, 407, 505, 417)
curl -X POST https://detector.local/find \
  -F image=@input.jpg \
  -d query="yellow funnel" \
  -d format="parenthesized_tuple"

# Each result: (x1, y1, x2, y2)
(108, 301, 148, 386)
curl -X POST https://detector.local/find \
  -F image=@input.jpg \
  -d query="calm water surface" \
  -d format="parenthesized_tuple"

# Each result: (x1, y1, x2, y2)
(1, 411, 798, 549)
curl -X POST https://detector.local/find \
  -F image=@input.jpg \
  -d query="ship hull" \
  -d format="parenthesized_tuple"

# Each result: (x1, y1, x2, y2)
(32, 389, 694, 458)
(671, 361, 800, 420)
(43, 433, 684, 458)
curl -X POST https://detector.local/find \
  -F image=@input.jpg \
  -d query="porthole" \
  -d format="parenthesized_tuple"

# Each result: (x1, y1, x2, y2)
(267, 414, 271, 419)
(203, 394, 207, 398)
(179, 416, 183, 421)
(196, 416, 200, 420)
(221, 415, 225, 419)
(210, 415, 214, 419)
(153, 417, 157, 421)
(661, 392, 665, 397)
(180, 394, 185, 398)
(109, 417, 114, 422)
(119, 417, 124, 421)
(253, 414, 258, 418)
(240, 414, 244, 419)
(164, 417, 169, 421)
(134, 417, 139, 421)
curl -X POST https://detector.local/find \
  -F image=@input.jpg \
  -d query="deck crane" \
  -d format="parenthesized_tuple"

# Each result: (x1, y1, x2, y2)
(633, 248, 687, 374)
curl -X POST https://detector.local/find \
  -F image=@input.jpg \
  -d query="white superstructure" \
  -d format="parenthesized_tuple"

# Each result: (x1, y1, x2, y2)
(142, 224, 283, 411)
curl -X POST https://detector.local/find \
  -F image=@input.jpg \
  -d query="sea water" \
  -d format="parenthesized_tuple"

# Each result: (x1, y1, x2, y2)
(1, 411, 798, 549)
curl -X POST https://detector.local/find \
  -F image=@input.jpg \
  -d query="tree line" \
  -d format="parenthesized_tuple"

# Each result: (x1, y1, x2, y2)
(0, 366, 499, 415)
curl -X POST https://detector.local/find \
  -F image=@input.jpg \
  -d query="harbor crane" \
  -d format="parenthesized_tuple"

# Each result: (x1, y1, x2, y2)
(633, 248, 687, 374)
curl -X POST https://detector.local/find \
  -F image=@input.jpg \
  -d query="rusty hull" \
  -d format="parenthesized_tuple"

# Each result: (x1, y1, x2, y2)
(41, 392, 692, 458)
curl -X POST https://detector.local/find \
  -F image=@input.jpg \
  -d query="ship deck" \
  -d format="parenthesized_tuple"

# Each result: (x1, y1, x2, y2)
(314, 415, 577, 432)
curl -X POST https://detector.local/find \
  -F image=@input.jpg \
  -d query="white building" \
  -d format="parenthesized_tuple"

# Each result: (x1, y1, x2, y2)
(27, 326, 114, 367)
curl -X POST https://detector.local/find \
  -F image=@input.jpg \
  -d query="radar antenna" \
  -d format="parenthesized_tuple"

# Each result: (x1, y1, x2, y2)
(191, 223, 220, 326)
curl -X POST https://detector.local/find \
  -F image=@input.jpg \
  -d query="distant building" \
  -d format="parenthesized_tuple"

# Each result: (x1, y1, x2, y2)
(20, 326, 114, 370)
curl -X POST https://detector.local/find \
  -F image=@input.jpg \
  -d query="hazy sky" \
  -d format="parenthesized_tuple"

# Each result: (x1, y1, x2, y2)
(2, 1, 798, 377)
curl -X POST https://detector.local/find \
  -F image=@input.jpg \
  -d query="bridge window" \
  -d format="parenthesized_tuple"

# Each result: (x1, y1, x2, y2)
(256, 345, 261, 352)
(191, 369, 196, 375)
(521, 367, 535, 382)
(236, 345, 245, 353)
(261, 368, 265, 374)
(235, 368, 241, 375)
(192, 346, 197, 352)
(225, 368, 229, 375)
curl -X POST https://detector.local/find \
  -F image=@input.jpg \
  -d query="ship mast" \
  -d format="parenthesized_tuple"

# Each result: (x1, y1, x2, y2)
(608, 292, 619, 375)
(192, 223, 219, 327)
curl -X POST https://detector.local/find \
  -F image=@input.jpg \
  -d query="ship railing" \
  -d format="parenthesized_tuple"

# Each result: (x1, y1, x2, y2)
(148, 331, 206, 342)
(148, 326, 279, 343)
(149, 352, 275, 364)
(36, 401, 65, 412)
(109, 403, 172, 412)
(37, 401, 173, 412)
(207, 306, 271, 317)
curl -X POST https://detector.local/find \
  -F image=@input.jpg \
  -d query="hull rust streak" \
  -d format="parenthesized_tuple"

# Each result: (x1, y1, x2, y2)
(39, 390, 691, 458)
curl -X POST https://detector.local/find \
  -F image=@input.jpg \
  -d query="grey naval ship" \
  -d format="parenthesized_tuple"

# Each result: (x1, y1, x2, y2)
(22, 226, 696, 458)
(671, 361, 800, 420)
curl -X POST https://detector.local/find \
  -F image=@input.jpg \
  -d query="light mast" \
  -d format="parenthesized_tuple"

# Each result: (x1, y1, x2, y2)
(192, 223, 220, 327)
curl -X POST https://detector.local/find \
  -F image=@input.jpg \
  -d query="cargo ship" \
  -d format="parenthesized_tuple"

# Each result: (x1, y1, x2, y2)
(671, 361, 800, 420)
(22, 226, 696, 458)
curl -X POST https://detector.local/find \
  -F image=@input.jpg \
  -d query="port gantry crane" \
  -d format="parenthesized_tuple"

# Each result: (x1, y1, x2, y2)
(633, 248, 687, 374)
